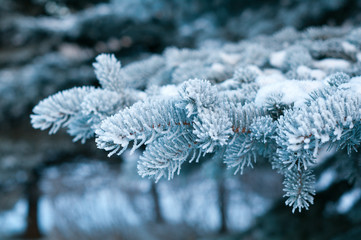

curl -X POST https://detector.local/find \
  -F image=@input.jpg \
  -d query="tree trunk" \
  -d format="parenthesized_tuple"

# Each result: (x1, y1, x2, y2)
(151, 182, 164, 223)
(23, 170, 42, 239)
(218, 179, 228, 234)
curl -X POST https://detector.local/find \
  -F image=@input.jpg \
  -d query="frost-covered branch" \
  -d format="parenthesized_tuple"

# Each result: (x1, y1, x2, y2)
(32, 25, 361, 213)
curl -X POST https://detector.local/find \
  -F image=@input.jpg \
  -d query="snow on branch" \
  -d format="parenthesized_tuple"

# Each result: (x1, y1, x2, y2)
(31, 86, 95, 134)
(32, 25, 361, 212)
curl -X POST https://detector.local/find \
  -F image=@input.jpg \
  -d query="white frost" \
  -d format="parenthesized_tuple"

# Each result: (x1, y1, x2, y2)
(255, 79, 325, 108)
(287, 144, 302, 152)
(320, 134, 330, 143)
(211, 63, 225, 73)
(159, 85, 179, 97)
(220, 52, 241, 65)
(342, 41, 357, 53)
(313, 58, 351, 70)
(333, 127, 343, 140)
(269, 50, 286, 68)
(340, 76, 361, 95)
(296, 66, 326, 80)
(256, 69, 286, 86)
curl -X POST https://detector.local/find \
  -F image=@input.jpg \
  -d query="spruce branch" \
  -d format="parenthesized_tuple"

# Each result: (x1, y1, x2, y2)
(31, 86, 95, 134)
(95, 98, 191, 156)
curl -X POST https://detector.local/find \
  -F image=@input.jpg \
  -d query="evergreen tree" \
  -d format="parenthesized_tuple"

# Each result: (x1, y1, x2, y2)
(32, 25, 361, 214)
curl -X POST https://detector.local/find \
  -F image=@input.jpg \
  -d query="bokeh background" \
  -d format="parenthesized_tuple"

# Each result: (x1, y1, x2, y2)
(1, 0, 361, 239)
